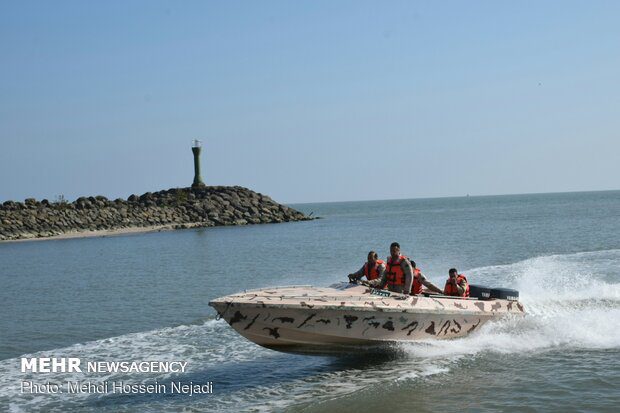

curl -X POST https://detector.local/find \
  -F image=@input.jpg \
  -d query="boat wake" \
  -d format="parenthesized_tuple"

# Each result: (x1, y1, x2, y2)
(402, 248, 620, 359)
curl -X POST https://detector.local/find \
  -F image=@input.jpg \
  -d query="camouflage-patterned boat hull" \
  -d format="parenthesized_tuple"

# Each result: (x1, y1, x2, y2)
(209, 283, 525, 352)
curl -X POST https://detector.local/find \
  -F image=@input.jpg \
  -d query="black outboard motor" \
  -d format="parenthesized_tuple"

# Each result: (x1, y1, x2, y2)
(469, 285, 519, 301)
(469, 284, 492, 300)
(490, 288, 519, 301)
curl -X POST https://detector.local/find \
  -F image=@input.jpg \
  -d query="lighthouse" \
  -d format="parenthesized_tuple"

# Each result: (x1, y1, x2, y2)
(191, 140, 206, 189)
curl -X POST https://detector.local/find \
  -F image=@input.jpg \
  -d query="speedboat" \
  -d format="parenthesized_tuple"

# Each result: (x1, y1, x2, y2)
(209, 282, 524, 353)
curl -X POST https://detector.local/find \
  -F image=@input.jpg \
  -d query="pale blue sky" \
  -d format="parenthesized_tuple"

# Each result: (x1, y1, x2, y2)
(1, 1, 619, 204)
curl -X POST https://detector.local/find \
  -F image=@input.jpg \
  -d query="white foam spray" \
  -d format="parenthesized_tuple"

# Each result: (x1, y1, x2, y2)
(402, 249, 620, 361)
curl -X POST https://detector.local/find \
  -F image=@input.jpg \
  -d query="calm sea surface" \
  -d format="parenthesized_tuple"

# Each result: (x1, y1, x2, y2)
(1, 191, 619, 412)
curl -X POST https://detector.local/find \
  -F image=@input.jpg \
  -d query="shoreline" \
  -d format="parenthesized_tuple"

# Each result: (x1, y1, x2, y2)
(0, 224, 180, 244)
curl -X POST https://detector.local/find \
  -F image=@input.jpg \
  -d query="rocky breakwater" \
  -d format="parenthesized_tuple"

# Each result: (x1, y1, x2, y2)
(0, 186, 312, 242)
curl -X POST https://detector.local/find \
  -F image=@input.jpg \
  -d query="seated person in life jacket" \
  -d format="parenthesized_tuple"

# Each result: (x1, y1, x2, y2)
(348, 251, 386, 284)
(367, 242, 415, 294)
(409, 260, 443, 295)
(443, 268, 470, 297)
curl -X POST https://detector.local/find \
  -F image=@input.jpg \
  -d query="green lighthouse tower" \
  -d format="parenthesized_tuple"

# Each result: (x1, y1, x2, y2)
(191, 139, 206, 189)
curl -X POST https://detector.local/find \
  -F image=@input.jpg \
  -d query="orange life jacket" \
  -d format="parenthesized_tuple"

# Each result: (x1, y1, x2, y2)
(444, 274, 470, 297)
(411, 268, 423, 295)
(363, 259, 385, 281)
(386, 255, 408, 288)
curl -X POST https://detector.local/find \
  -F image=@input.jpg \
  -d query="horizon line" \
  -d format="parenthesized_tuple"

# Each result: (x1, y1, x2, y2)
(287, 188, 620, 206)
(2, 187, 618, 206)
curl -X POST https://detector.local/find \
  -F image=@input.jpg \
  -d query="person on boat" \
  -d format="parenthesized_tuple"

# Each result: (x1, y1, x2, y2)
(367, 242, 414, 294)
(443, 268, 470, 297)
(409, 260, 443, 295)
(348, 251, 386, 283)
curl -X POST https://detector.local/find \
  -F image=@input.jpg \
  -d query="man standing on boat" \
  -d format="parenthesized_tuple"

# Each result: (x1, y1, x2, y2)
(367, 242, 416, 294)
(348, 251, 386, 283)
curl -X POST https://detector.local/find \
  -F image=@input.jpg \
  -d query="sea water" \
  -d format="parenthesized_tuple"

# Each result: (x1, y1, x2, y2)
(0, 191, 618, 412)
